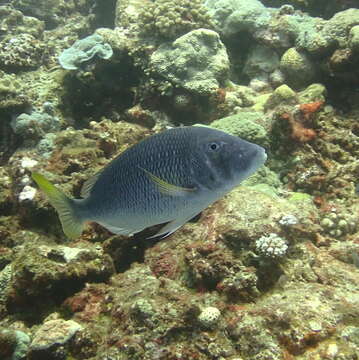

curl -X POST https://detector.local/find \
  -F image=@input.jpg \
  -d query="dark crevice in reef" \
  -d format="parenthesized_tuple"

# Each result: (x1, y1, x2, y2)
(223, 32, 254, 84)
(90, 0, 117, 29)
(60, 59, 139, 128)
(5, 264, 113, 325)
(256, 262, 284, 292)
(19, 206, 65, 240)
(104, 214, 202, 273)
(103, 227, 166, 273)
(0, 114, 21, 166)
(325, 76, 359, 113)
(6, 285, 84, 326)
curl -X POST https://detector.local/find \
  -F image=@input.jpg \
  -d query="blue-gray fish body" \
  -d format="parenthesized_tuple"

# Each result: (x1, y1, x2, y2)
(32, 126, 267, 239)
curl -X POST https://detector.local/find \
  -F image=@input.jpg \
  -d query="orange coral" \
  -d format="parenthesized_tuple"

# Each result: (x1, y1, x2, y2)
(291, 121, 317, 142)
(279, 101, 323, 142)
(215, 87, 226, 103)
(281, 112, 317, 143)
(299, 100, 324, 120)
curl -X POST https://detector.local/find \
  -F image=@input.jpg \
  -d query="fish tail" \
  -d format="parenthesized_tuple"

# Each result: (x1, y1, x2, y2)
(31, 172, 84, 239)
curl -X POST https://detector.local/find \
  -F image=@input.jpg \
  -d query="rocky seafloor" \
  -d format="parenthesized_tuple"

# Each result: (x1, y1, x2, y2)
(0, 0, 359, 359)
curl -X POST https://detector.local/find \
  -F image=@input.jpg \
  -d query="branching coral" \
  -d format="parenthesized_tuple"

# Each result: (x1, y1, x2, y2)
(138, 0, 213, 40)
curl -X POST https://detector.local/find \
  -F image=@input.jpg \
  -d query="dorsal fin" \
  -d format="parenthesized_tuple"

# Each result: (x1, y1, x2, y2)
(80, 170, 102, 198)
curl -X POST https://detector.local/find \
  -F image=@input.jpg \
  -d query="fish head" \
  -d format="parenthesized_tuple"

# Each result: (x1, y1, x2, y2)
(193, 127, 267, 190)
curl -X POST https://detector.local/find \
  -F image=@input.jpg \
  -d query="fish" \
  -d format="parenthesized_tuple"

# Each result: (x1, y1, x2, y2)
(32, 126, 267, 240)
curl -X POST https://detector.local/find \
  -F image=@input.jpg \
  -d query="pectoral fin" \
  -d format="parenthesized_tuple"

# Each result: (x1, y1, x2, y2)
(98, 221, 142, 236)
(147, 212, 199, 239)
(139, 167, 196, 196)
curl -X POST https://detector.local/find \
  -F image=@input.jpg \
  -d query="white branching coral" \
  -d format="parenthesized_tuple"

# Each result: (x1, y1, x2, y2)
(255, 233, 288, 258)
(279, 214, 298, 226)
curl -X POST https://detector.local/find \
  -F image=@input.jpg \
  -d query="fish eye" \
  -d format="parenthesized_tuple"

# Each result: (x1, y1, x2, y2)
(209, 142, 220, 151)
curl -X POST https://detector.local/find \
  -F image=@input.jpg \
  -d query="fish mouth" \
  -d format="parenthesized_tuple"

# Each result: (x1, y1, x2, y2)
(245, 146, 267, 174)
(259, 147, 267, 163)
(249, 144, 267, 166)
(256, 148, 267, 169)
(235, 144, 267, 177)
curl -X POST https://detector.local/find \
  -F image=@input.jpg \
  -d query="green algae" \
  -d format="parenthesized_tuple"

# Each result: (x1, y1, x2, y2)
(210, 112, 268, 145)
(298, 83, 327, 103)
(249, 183, 279, 198)
(287, 192, 313, 203)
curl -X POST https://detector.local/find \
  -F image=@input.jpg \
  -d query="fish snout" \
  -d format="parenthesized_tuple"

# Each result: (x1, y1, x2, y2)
(257, 146, 267, 163)
(242, 143, 267, 166)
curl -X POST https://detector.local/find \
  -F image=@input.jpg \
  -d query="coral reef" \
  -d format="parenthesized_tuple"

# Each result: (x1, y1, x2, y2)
(349, 25, 359, 52)
(0, 0, 358, 359)
(150, 28, 229, 96)
(0, 5, 44, 38)
(0, 72, 28, 110)
(0, 34, 45, 72)
(320, 210, 357, 238)
(58, 33, 113, 70)
(8, 242, 114, 304)
(10, 111, 61, 145)
(205, 0, 271, 36)
(280, 48, 316, 88)
(0, 264, 12, 309)
(0, 328, 30, 360)
(204, 1, 359, 89)
(210, 111, 268, 146)
(260, 0, 359, 19)
(29, 318, 82, 359)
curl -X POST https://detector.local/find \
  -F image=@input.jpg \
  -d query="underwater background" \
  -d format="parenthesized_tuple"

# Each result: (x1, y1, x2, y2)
(0, 0, 359, 359)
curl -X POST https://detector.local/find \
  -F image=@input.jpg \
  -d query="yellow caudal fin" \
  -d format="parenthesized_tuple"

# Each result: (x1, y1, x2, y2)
(31, 172, 84, 239)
